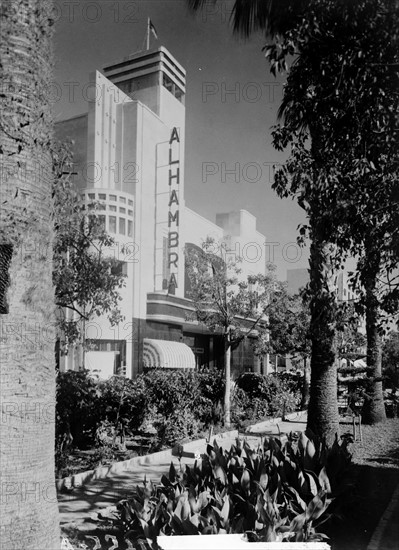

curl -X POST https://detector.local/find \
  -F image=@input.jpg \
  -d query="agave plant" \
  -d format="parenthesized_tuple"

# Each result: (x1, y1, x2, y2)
(94, 432, 353, 549)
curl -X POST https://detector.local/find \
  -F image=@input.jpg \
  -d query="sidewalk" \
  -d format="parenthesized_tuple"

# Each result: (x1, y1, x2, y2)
(245, 410, 307, 438)
(58, 413, 307, 533)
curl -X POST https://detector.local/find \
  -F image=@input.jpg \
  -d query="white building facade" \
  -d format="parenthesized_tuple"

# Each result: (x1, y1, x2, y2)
(56, 47, 269, 379)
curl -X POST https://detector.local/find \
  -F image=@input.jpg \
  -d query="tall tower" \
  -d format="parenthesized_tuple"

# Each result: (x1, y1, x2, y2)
(103, 46, 186, 131)
(56, 46, 188, 377)
(103, 47, 186, 298)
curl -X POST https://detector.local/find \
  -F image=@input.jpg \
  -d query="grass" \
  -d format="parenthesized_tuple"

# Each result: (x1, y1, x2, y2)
(352, 417, 399, 468)
(325, 417, 399, 550)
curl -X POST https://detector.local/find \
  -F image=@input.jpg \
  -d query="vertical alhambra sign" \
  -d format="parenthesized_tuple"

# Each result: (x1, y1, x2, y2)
(167, 127, 180, 291)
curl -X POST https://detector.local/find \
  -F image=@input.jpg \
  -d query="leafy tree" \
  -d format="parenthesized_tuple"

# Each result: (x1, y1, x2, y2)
(270, 0, 398, 425)
(383, 332, 399, 371)
(188, 0, 398, 441)
(186, 239, 277, 427)
(52, 143, 127, 360)
(0, 0, 61, 547)
(266, 286, 311, 407)
(188, 0, 341, 443)
(382, 331, 399, 393)
(335, 302, 367, 362)
(266, 286, 311, 359)
(318, 0, 398, 424)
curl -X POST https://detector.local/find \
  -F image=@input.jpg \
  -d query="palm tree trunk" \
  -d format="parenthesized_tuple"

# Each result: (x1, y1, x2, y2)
(307, 237, 339, 445)
(0, 1, 60, 548)
(362, 274, 386, 424)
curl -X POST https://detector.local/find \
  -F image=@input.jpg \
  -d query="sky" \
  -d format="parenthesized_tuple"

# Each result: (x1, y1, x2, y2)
(53, 0, 310, 280)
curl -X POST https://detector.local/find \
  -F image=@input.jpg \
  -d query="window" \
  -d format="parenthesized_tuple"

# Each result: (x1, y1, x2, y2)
(175, 88, 184, 102)
(119, 207, 126, 214)
(88, 339, 127, 374)
(88, 193, 95, 200)
(109, 194, 117, 201)
(128, 209, 133, 216)
(163, 73, 174, 93)
(119, 218, 126, 235)
(128, 199, 133, 206)
(99, 193, 106, 200)
(98, 203, 106, 210)
(98, 215, 106, 229)
(109, 205, 117, 212)
(119, 196, 126, 204)
(127, 220, 133, 237)
(109, 216, 117, 233)
(162, 72, 184, 102)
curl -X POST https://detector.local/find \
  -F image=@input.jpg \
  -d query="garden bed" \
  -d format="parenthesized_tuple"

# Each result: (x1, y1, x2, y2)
(56, 433, 157, 479)
(55, 369, 304, 480)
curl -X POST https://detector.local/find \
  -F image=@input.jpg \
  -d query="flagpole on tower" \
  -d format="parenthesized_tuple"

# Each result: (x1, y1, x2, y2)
(145, 18, 158, 51)
(146, 17, 150, 50)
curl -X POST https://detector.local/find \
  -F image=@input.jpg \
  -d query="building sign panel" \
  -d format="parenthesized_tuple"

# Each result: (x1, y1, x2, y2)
(167, 127, 180, 291)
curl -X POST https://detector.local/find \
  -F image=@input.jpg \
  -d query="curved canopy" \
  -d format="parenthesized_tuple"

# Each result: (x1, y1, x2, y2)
(143, 338, 195, 369)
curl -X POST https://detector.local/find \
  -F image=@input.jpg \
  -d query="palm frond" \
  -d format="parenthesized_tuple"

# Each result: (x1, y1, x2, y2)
(187, 0, 306, 37)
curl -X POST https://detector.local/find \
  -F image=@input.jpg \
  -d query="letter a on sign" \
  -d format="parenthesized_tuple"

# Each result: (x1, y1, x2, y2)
(169, 273, 178, 289)
(169, 127, 180, 144)
(168, 189, 179, 206)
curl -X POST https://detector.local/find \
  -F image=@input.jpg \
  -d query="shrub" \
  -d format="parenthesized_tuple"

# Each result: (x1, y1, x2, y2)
(278, 371, 304, 395)
(195, 368, 225, 425)
(269, 387, 301, 418)
(94, 432, 353, 548)
(92, 419, 122, 464)
(384, 389, 399, 418)
(56, 368, 225, 456)
(236, 372, 277, 401)
(249, 396, 270, 419)
(231, 388, 269, 428)
(383, 366, 399, 417)
(97, 376, 147, 435)
(236, 373, 301, 420)
(383, 366, 399, 391)
(140, 370, 207, 448)
(231, 386, 251, 426)
(155, 406, 202, 448)
(142, 369, 200, 418)
(55, 445, 73, 479)
(56, 369, 101, 447)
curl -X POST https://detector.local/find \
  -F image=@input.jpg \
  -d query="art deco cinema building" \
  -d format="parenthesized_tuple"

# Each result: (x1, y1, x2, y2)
(56, 46, 268, 379)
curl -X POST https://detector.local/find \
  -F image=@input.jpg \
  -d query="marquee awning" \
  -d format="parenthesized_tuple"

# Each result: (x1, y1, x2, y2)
(143, 338, 196, 369)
